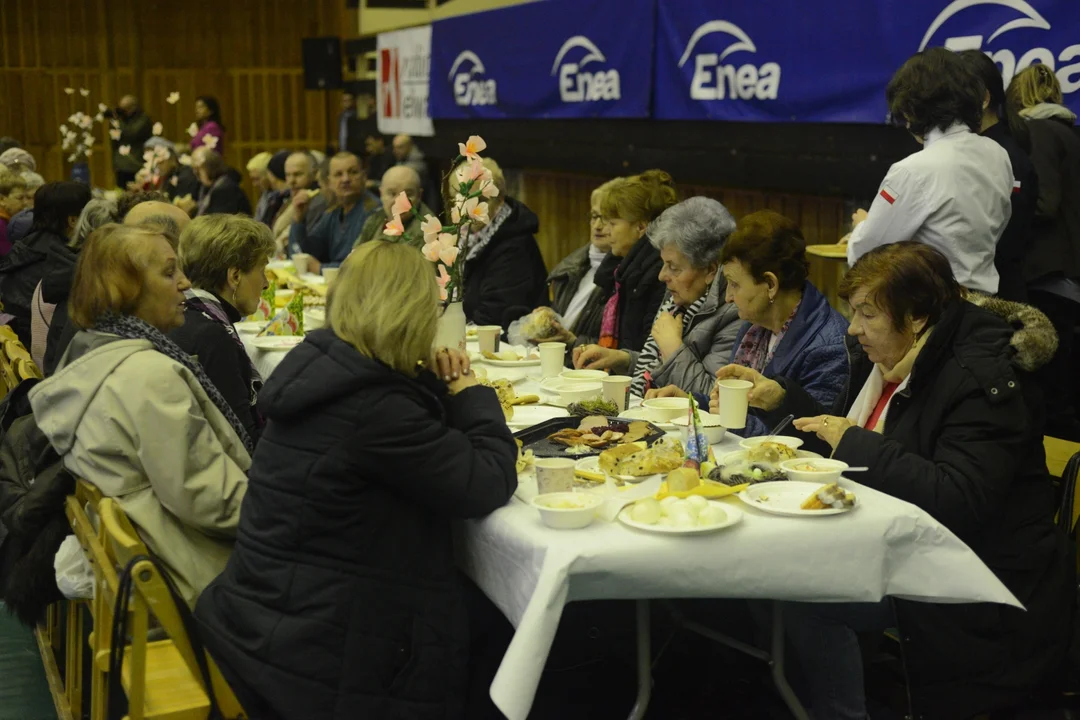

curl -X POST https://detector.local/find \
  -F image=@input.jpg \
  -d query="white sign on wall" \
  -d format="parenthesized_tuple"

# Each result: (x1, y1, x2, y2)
(377, 25, 435, 137)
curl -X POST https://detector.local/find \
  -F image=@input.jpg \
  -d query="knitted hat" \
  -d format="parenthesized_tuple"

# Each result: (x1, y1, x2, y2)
(267, 150, 290, 182)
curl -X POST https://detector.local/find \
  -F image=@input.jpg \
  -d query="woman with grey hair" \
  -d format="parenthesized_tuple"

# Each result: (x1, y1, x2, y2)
(30, 198, 119, 369)
(573, 196, 742, 396)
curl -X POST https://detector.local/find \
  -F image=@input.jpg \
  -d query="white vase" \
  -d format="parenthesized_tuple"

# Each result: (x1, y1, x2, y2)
(434, 301, 467, 352)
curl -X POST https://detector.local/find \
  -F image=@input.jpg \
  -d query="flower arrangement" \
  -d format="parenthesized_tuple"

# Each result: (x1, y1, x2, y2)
(382, 136, 499, 303)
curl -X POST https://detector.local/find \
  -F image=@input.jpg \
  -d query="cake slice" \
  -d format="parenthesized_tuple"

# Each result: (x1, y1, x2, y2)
(800, 483, 856, 510)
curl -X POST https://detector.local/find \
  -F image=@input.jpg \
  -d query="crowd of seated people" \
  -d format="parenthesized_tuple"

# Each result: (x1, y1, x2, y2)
(0, 44, 1077, 720)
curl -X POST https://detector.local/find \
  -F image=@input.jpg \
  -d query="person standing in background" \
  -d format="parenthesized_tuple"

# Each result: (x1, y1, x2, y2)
(364, 134, 395, 190)
(845, 48, 1013, 295)
(1008, 64, 1080, 441)
(110, 95, 153, 189)
(338, 92, 356, 153)
(957, 51, 1038, 303)
(190, 96, 226, 155)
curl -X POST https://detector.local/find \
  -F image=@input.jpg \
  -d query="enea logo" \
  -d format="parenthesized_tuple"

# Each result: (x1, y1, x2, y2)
(448, 50, 497, 107)
(678, 20, 780, 101)
(550, 36, 621, 103)
(920, 0, 1079, 93)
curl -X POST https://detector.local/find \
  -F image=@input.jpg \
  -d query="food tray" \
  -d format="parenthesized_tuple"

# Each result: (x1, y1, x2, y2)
(513, 417, 668, 459)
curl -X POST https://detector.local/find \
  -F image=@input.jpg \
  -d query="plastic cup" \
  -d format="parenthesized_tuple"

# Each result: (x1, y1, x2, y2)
(292, 253, 313, 275)
(602, 375, 631, 412)
(322, 267, 340, 285)
(477, 326, 501, 355)
(535, 458, 575, 495)
(538, 342, 566, 378)
(715, 379, 753, 429)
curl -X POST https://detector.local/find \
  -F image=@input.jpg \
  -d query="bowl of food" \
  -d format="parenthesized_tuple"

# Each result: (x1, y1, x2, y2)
(780, 458, 849, 483)
(560, 369, 609, 382)
(739, 435, 804, 453)
(531, 492, 604, 529)
(670, 412, 726, 444)
(558, 382, 604, 406)
(641, 397, 694, 421)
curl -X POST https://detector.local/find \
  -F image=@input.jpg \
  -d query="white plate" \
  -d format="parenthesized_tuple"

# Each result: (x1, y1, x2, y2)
(481, 356, 541, 367)
(720, 449, 823, 466)
(539, 377, 577, 393)
(737, 480, 855, 517)
(618, 407, 677, 431)
(235, 321, 266, 335)
(574, 456, 658, 485)
(251, 335, 304, 351)
(618, 501, 743, 534)
(505, 404, 569, 428)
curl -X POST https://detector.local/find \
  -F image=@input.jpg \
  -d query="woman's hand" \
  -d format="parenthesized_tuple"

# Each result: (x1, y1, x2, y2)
(430, 347, 476, 394)
(572, 345, 630, 373)
(793, 415, 855, 451)
(532, 320, 575, 345)
(644, 385, 688, 400)
(713, 365, 786, 411)
(651, 312, 683, 359)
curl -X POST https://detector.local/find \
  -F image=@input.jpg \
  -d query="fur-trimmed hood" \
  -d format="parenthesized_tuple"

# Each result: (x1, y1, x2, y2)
(965, 292, 1058, 372)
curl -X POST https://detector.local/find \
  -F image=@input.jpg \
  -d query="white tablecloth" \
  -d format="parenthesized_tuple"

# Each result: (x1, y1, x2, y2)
(454, 371, 1022, 720)
(236, 308, 325, 378)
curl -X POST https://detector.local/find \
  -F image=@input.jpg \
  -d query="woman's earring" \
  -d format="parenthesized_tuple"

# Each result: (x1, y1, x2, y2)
(231, 285, 238, 306)
(769, 295, 775, 305)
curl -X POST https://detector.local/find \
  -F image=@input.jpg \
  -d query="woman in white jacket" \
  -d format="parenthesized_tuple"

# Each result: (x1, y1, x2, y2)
(30, 223, 250, 607)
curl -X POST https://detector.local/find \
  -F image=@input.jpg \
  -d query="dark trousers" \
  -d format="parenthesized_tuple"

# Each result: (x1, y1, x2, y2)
(1029, 289, 1080, 442)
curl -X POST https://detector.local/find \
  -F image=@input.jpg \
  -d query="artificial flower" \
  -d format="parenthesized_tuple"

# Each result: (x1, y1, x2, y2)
(118, 145, 130, 156)
(85, 148, 92, 156)
(80, 116, 94, 129)
(481, 181, 500, 199)
(109, 128, 121, 141)
(186, 122, 198, 137)
(435, 264, 452, 301)
(170, 176, 179, 187)
(463, 197, 489, 225)
(98, 103, 108, 113)
(143, 149, 155, 163)
(422, 238, 441, 263)
(438, 243, 458, 266)
(67, 153, 77, 162)
(111, 119, 120, 129)
(79, 88, 90, 97)
(178, 154, 192, 166)
(167, 92, 180, 104)
(391, 192, 412, 217)
(153, 145, 170, 160)
(203, 134, 219, 150)
(420, 214, 442, 241)
(152, 122, 163, 136)
(383, 214, 405, 237)
(458, 135, 486, 161)
(60, 124, 68, 134)
(94, 113, 104, 122)
(450, 204, 461, 225)
(63, 87, 74, 95)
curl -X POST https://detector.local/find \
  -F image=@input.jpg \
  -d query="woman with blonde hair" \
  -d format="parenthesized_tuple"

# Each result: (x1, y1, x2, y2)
(171, 214, 275, 441)
(1007, 64, 1080, 439)
(195, 240, 518, 720)
(30, 223, 251, 608)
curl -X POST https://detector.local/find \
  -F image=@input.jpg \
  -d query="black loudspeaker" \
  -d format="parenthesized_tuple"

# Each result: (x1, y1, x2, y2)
(302, 37, 343, 90)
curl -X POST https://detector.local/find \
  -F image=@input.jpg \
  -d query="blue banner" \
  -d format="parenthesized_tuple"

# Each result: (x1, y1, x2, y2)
(429, 0, 655, 119)
(654, 0, 1080, 122)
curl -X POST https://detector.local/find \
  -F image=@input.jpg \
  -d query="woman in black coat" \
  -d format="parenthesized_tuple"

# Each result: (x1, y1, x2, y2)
(191, 147, 251, 217)
(195, 241, 518, 720)
(0, 182, 91, 347)
(169, 214, 274, 442)
(720, 242, 1074, 718)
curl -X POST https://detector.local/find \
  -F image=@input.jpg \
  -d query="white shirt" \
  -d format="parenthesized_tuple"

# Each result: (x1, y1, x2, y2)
(562, 246, 607, 330)
(847, 123, 1013, 294)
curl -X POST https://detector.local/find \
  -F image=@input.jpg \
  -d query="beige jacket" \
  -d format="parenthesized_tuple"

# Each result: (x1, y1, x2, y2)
(29, 332, 250, 607)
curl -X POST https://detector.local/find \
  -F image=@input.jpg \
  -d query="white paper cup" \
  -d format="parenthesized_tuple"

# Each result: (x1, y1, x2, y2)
(538, 342, 566, 378)
(477, 326, 501, 354)
(602, 375, 631, 412)
(322, 267, 339, 285)
(292, 253, 313, 275)
(535, 458, 575, 495)
(715, 379, 753, 429)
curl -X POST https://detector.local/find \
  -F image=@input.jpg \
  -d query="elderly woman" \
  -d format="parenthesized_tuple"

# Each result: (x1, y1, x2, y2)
(29, 223, 250, 608)
(699, 210, 848, 437)
(720, 242, 1074, 718)
(195, 241, 517, 720)
(170, 215, 274, 442)
(189, 147, 250, 217)
(30, 198, 119, 369)
(530, 178, 623, 345)
(572, 197, 742, 397)
(455, 157, 548, 327)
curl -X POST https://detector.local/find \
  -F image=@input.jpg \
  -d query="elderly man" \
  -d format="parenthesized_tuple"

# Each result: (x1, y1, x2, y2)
(354, 166, 432, 249)
(112, 95, 153, 189)
(289, 152, 379, 270)
(271, 152, 323, 254)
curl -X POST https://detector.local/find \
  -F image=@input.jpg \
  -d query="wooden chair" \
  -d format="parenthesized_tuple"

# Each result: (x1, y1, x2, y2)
(97, 498, 247, 719)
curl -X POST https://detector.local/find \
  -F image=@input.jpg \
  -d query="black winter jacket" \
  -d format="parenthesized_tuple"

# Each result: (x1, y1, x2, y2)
(0, 229, 72, 348)
(195, 330, 518, 720)
(1024, 109, 1080, 283)
(607, 236, 666, 353)
(767, 298, 1075, 717)
(462, 197, 547, 327)
(196, 176, 252, 217)
(40, 243, 79, 377)
(982, 121, 1039, 302)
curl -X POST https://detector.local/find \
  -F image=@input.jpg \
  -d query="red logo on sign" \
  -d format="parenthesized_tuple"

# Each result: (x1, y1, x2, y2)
(381, 48, 401, 118)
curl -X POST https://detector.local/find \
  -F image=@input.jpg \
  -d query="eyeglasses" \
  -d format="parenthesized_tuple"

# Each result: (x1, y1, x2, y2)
(589, 213, 613, 226)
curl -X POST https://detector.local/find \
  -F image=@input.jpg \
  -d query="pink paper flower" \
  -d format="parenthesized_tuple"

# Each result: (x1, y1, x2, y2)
(152, 122, 163, 136)
(167, 92, 180, 104)
(450, 204, 461, 225)
(439, 244, 459, 266)
(187, 122, 199, 137)
(118, 145, 130, 156)
(391, 192, 412, 217)
(384, 214, 405, 237)
(422, 238, 441, 262)
(458, 135, 486, 161)
(435, 264, 452, 301)
(463, 197, 489, 225)
(420, 214, 442, 241)
(481, 181, 500, 199)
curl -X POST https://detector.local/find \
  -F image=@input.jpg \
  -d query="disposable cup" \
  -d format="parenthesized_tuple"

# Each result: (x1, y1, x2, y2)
(538, 342, 566, 378)
(601, 375, 631, 412)
(322, 267, 340, 285)
(535, 458, 575, 495)
(715, 379, 753, 429)
(477, 326, 501, 354)
(292, 253, 313, 275)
